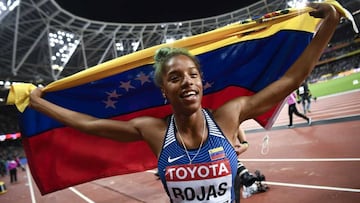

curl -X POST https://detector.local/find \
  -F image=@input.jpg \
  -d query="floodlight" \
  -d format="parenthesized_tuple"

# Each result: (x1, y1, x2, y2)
(48, 29, 80, 79)
(0, 0, 19, 22)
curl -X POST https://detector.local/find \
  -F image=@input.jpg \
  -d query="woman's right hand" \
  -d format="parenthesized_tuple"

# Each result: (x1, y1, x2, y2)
(307, 2, 341, 21)
(29, 87, 44, 108)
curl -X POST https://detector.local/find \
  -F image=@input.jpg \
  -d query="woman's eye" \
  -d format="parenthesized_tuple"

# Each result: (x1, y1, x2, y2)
(170, 76, 179, 82)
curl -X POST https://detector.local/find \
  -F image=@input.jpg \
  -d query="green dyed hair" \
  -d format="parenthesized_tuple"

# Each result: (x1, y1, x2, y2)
(153, 47, 201, 87)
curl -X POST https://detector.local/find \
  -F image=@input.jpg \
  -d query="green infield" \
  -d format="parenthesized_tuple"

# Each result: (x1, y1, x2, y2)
(309, 71, 360, 97)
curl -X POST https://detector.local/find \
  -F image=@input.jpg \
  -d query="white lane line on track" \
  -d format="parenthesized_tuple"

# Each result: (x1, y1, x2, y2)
(69, 187, 95, 203)
(264, 181, 360, 193)
(241, 158, 360, 162)
(26, 165, 37, 203)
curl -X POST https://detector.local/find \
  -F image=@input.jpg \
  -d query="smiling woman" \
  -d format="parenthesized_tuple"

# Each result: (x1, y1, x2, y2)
(55, 0, 257, 23)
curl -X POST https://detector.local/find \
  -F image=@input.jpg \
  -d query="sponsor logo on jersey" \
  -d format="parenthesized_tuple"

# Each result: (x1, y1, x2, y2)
(166, 159, 230, 181)
(168, 155, 186, 163)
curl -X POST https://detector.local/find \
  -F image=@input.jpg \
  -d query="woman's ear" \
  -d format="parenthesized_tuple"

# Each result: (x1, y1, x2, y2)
(161, 88, 166, 98)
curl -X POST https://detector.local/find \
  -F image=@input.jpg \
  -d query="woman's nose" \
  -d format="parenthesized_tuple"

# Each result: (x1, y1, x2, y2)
(181, 74, 193, 86)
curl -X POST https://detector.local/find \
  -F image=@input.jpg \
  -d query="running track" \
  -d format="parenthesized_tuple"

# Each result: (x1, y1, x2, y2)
(1, 90, 359, 203)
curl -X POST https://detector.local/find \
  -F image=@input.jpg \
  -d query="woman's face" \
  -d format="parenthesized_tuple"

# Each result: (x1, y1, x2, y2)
(161, 54, 203, 113)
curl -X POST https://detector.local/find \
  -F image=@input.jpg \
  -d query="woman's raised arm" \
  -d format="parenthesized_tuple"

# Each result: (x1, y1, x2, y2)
(241, 2, 341, 121)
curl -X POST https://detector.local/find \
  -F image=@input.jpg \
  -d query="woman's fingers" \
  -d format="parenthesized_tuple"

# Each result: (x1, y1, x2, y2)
(307, 2, 338, 19)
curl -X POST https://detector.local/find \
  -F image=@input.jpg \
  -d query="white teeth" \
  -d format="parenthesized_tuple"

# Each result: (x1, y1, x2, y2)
(183, 91, 196, 97)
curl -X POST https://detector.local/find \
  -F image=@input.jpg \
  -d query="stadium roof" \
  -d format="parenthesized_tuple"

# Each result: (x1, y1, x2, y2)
(55, 0, 259, 23)
(0, 0, 358, 85)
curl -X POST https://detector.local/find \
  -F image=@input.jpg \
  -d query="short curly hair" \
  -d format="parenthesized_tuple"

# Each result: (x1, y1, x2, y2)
(153, 47, 201, 87)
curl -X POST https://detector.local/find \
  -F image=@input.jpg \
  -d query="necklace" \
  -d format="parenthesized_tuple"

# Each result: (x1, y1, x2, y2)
(174, 114, 206, 164)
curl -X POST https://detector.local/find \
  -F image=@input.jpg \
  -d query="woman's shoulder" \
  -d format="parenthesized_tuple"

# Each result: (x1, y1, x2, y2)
(133, 115, 168, 126)
(132, 116, 169, 136)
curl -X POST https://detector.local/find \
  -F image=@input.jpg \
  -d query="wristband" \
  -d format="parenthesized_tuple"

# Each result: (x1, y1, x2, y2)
(241, 141, 249, 145)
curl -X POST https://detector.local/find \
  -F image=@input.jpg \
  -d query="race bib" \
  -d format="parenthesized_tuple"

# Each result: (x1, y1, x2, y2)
(165, 159, 232, 203)
(298, 86, 305, 94)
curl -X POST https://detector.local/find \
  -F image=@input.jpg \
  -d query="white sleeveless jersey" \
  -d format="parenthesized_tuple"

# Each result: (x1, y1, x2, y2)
(158, 109, 238, 203)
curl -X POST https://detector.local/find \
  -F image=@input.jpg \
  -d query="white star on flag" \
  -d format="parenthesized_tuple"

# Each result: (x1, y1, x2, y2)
(103, 98, 118, 109)
(106, 90, 121, 99)
(119, 81, 135, 92)
(135, 72, 151, 85)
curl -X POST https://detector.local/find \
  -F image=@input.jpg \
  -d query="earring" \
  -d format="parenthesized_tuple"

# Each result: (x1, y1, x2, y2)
(162, 92, 167, 104)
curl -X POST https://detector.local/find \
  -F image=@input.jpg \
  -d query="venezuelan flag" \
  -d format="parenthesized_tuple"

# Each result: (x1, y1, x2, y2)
(6, 1, 352, 194)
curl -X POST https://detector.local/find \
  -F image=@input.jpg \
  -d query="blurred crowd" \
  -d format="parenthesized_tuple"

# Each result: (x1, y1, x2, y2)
(0, 139, 25, 178)
(0, 105, 19, 136)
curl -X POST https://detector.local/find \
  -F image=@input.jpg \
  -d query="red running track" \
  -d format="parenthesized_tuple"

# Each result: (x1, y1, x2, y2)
(1, 90, 359, 203)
